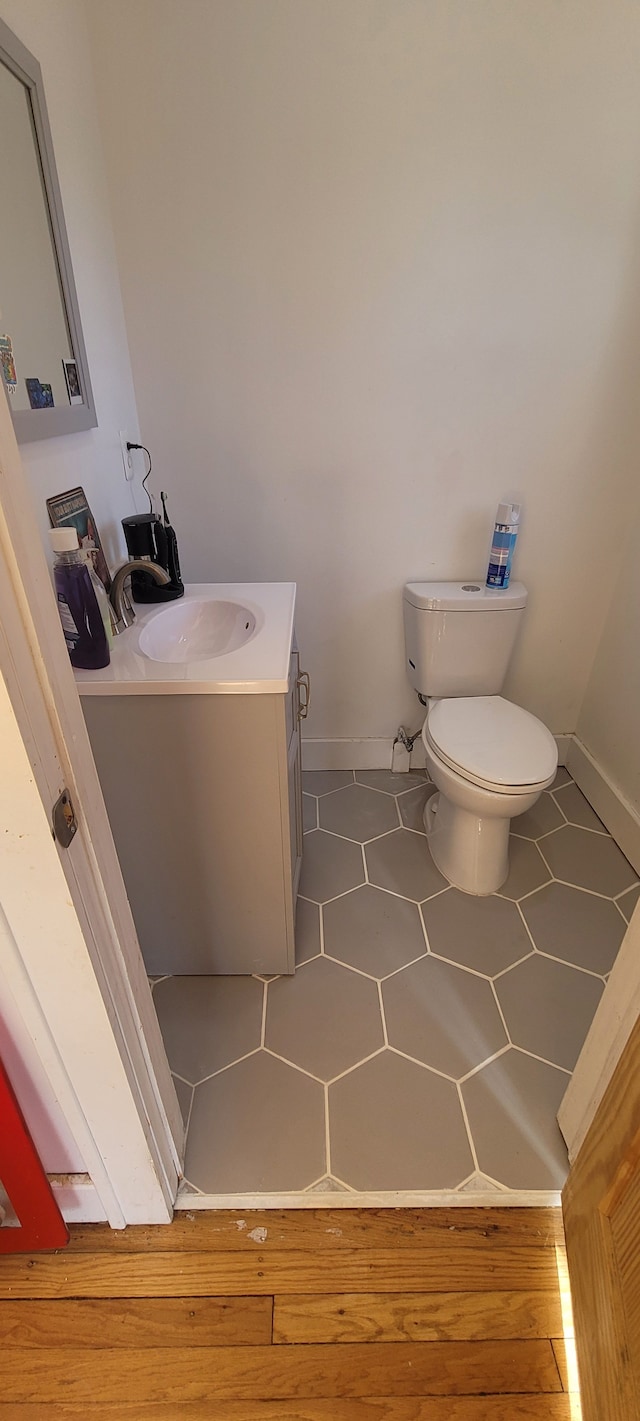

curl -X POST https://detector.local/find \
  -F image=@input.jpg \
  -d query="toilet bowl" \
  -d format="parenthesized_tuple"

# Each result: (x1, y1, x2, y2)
(421, 695, 557, 895)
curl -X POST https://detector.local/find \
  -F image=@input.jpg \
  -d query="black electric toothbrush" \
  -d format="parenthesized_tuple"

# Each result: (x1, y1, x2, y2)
(160, 491, 184, 595)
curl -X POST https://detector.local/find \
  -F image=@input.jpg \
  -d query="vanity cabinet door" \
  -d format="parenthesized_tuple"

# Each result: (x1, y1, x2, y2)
(285, 650, 299, 747)
(288, 730, 303, 899)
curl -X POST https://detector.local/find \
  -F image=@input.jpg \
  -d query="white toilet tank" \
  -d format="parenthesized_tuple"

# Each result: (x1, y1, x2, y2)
(403, 580, 528, 698)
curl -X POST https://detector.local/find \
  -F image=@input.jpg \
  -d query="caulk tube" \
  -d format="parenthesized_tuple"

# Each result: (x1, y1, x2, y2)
(486, 502, 521, 590)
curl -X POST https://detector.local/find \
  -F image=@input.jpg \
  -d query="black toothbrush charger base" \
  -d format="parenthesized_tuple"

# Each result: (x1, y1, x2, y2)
(121, 512, 184, 603)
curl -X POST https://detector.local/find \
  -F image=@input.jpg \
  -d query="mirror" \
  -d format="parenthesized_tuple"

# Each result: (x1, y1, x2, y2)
(0, 18, 96, 441)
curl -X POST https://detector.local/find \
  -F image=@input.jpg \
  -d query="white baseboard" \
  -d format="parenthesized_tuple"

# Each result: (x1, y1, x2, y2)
(49, 1173, 108, 1223)
(302, 732, 571, 774)
(301, 738, 396, 770)
(555, 734, 571, 767)
(566, 737, 640, 876)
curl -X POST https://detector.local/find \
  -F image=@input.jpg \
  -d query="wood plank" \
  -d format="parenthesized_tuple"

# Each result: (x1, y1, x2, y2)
(609, 1135, 640, 1383)
(551, 1337, 580, 1394)
(273, 1289, 564, 1343)
(0, 1340, 561, 1403)
(0, 1247, 562, 1298)
(0, 1396, 575, 1420)
(65, 1207, 563, 1253)
(563, 1011, 640, 1419)
(0, 1295, 272, 1347)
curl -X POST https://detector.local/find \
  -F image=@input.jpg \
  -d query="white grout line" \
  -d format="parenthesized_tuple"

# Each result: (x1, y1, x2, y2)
(457, 1042, 512, 1084)
(425, 949, 495, 983)
(614, 900, 634, 927)
(549, 791, 569, 824)
(325, 1045, 387, 1087)
(515, 899, 540, 951)
(260, 980, 268, 1047)
(361, 841, 369, 885)
(377, 980, 389, 1046)
(385, 1043, 458, 1085)
(456, 1081, 480, 1173)
(321, 952, 382, 983)
(302, 775, 355, 798)
(262, 1046, 326, 1085)
(511, 1044, 572, 1076)
(317, 882, 365, 910)
(417, 900, 432, 954)
(475, 1169, 510, 1192)
(172, 1072, 196, 1141)
(489, 981, 513, 1045)
(614, 882, 640, 900)
(327, 1171, 358, 1193)
(318, 901, 326, 955)
(531, 948, 611, 982)
(179, 1176, 204, 1196)
(321, 944, 431, 984)
(324, 1083, 332, 1177)
(550, 807, 609, 837)
(455, 1167, 509, 1193)
(375, 947, 434, 983)
(193, 1047, 263, 1088)
(183, 1083, 195, 1139)
(522, 871, 626, 904)
(491, 950, 536, 982)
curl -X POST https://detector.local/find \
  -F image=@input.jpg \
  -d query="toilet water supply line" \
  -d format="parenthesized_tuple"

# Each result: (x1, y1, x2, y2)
(393, 694, 427, 755)
(393, 725, 421, 754)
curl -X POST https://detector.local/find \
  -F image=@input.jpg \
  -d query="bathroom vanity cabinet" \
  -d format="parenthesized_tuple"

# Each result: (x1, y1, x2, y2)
(80, 607, 305, 975)
(81, 647, 304, 971)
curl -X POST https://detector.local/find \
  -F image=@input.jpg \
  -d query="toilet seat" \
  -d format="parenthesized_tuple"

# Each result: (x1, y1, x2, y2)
(425, 696, 557, 794)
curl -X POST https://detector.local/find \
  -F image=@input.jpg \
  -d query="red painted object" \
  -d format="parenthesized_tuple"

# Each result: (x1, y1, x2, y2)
(0, 1057, 69, 1253)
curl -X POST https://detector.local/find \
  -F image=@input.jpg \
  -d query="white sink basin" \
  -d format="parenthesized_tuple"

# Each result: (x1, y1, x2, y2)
(138, 597, 258, 663)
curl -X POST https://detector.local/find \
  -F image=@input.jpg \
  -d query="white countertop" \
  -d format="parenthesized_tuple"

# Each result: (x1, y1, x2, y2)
(75, 582, 297, 695)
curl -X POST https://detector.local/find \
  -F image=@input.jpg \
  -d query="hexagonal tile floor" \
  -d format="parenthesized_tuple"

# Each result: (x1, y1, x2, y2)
(152, 766, 638, 1200)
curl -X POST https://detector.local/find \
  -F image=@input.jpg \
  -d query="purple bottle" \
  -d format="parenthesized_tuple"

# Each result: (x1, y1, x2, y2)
(50, 528, 110, 670)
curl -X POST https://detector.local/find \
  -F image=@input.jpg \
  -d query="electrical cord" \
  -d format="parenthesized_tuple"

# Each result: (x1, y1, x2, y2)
(127, 441, 153, 513)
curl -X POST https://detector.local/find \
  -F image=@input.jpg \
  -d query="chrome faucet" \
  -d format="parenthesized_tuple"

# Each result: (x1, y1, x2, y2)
(109, 559, 171, 634)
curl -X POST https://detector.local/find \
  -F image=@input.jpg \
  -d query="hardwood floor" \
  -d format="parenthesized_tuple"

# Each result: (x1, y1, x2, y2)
(0, 1207, 578, 1418)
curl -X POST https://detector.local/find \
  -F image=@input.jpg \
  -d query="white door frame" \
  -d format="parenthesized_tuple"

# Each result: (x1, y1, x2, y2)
(0, 391, 182, 1226)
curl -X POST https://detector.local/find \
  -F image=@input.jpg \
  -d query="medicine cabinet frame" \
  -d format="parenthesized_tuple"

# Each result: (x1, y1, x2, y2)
(0, 16, 97, 442)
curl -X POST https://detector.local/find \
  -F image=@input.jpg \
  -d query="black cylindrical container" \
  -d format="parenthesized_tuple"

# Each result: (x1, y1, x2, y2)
(122, 513, 184, 602)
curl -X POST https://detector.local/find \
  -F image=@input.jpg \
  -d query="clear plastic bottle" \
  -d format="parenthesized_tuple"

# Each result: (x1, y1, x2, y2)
(50, 528, 110, 669)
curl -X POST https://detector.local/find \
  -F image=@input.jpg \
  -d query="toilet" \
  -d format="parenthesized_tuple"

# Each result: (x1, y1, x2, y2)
(403, 580, 557, 896)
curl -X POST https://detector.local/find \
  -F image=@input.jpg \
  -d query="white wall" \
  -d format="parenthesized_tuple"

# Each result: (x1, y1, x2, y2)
(88, 0, 640, 743)
(0, 0, 145, 570)
(576, 497, 640, 816)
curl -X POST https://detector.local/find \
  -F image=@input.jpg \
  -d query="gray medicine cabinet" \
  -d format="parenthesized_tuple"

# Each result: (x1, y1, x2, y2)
(0, 17, 96, 441)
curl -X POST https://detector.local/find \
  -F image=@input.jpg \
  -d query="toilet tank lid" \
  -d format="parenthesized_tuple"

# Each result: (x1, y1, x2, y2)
(404, 581, 528, 612)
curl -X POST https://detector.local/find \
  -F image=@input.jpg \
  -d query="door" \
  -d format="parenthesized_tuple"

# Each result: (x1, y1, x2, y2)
(0, 378, 181, 1224)
(562, 1008, 640, 1418)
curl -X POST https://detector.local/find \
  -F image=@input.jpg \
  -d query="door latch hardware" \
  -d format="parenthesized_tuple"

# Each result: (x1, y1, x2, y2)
(52, 789, 78, 849)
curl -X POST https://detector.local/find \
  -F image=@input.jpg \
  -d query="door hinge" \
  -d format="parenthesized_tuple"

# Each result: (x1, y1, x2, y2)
(52, 789, 78, 848)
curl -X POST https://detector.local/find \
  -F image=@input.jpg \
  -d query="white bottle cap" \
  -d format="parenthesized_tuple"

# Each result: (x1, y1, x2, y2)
(496, 501, 520, 525)
(49, 527, 80, 553)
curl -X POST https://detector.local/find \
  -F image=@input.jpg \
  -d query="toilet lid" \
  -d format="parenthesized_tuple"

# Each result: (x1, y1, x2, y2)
(426, 696, 558, 789)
